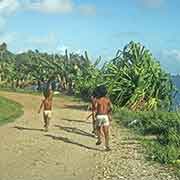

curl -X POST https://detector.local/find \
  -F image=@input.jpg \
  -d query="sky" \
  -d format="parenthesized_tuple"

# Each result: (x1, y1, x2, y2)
(0, 0, 180, 74)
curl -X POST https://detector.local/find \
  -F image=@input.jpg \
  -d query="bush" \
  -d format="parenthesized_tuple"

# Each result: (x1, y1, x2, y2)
(116, 109, 180, 136)
(115, 108, 180, 167)
(146, 141, 180, 164)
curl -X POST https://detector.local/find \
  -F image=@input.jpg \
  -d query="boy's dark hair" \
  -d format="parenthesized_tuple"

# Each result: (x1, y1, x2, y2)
(94, 85, 107, 98)
(43, 81, 52, 98)
(92, 89, 98, 97)
(43, 88, 52, 98)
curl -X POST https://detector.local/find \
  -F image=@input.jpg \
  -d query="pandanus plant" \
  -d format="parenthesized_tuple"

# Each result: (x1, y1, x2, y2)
(103, 41, 174, 111)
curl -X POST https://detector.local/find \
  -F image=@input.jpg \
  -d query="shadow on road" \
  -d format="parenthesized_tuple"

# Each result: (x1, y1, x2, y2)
(55, 125, 94, 138)
(45, 134, 103, 152)
(62, 104, 88, 111)
(13, 126, 44, 132)
(61, 118, 91, 124)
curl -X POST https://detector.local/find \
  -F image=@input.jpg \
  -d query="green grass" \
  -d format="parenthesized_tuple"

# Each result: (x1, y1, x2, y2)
(0, 96, 23, 126)
(114, 108, 180, 177)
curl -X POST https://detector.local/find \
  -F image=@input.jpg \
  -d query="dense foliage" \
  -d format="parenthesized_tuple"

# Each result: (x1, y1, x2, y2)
(0, 42, 97, 94)
(102, 42, 174, 111)
(0, 41, 174, 111)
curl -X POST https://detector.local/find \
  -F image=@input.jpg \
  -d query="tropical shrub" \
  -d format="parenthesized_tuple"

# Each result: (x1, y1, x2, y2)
(103, 41, 174, 111)
(74, 57, 102, 98)
(115, 108, 180, 166)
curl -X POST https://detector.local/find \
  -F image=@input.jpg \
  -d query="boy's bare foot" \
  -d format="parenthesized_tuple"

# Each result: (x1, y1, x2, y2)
(44, 127, 48, 132)
(105, 147, 111, 151)
(96, 140, 102, 145)
(93, 134, 98, 138)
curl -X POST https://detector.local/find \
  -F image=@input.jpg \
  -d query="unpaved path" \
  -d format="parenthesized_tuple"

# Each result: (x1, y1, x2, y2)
(0, 92, 178, 180)
(94, 126, 179, 180)
(0, 92, 99, 180)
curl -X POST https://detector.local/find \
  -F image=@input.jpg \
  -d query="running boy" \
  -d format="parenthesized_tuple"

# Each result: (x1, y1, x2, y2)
(38, 89, 53, 132)
(95, 85, 112, 151)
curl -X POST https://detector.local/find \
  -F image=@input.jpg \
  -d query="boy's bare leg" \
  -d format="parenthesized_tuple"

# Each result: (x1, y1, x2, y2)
(103, 125, 110, 150)
(86, 113, 92, 120)
(92, 113, 96, 133)
(92, 120, 96, 133)
(96, 126, 102, 145)
(46, 117, 50, 131)
(43, 113, 48, 132)
(100, 126, 104, 137)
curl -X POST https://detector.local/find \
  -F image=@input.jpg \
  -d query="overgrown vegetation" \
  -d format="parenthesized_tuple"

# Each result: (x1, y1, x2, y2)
(115, 108, 180, 175)
(0, 41, 174, 111)
(0, 41, 179, 172)
(103, 42, 174, 111)
(0, 96, 23, 125)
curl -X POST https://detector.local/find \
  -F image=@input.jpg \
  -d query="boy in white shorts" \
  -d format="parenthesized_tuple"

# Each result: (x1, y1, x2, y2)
(95, 85, 112, 151)
(38, 88, 53, 132)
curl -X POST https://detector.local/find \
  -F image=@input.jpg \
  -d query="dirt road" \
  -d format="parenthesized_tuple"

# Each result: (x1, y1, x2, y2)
(0, 92, 178, 180)
(0, 92, 100, 180)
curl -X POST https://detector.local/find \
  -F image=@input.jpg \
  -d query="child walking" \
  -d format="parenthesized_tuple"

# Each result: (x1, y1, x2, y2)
(38, 89, 53, 132)
(86, 91, 97, 134)
(95, 85, 112, 151)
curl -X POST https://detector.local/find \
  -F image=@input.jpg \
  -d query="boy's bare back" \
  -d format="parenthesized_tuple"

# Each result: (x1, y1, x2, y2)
(38, 89, 53, 113)
(43, 98, 52, 110)
(96, 97, 111, 115)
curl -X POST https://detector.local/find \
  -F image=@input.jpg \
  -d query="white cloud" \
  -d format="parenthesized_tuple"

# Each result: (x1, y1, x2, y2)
(56, 44, 69, 54)
(25, 0, 74, 14)
(163, 49, 180, 62)
(0, 0, 20, 33)
(78, 4, 96, 16)
(0, 0, 20, 16)
(0, 32, 17, 44)
(16, 48, 30, 54)
(25, 0, 97, 15)
(0, 0, 97, 15)
(139, 0, 164, 8)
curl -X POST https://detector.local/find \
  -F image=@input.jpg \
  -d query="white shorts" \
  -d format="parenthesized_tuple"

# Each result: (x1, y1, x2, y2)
(43, 110, 52, 119)
(96, 115, 109, 127)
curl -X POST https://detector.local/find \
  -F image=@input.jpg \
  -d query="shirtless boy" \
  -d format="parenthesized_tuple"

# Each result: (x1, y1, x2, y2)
(95, 85, 112, 151)
(38, 89, 53, 132)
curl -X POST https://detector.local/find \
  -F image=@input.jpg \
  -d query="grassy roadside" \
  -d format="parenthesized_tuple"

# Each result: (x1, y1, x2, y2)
(0, 96, 24, 126)
(114, 108, 180, 178)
